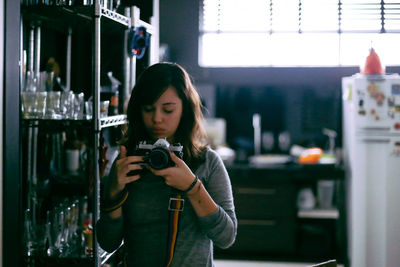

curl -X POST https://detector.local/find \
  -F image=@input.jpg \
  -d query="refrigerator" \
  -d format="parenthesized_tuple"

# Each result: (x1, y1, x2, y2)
(342, 73, 400, 267)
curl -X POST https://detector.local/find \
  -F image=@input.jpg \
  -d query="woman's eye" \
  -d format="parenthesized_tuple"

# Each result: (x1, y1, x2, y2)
(164, 109, 174, 114)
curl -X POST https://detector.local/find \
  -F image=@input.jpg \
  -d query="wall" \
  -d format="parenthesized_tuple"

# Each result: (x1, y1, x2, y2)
(159, 0, 400, 151)
(0, 0, 3, 264)
(3, 0, 21, 265)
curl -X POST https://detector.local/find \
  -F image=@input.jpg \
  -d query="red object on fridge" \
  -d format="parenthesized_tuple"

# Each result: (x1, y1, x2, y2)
(361, 48, 385, 75)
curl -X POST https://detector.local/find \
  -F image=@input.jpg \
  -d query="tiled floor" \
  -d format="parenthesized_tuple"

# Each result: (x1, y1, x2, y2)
(215, 260, 312, 267)
(215, 260, 344, 267)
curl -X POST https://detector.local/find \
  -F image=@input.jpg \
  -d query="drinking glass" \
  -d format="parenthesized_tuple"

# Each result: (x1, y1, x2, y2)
(85, 101, 93, 119)
(73, 93, 85, 120)
(100, 100, 110, 118)
(35, 92, 47, 119)
(46, 72, 55, 91)
(262, 131, 274, 152)
(46, 91, 61, 119)
(60, 91, 74, 119)
(317, 180, 335, 209)
(21, 91, 37, 119)
(278, 131, 291, 152)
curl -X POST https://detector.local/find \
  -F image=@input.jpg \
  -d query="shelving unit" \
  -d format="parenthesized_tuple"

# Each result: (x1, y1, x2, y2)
(17, 1, 158, 267)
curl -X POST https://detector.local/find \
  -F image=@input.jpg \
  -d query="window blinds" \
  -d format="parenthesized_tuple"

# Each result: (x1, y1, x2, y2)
(201, 0, 400, 34)
(199, 0, 400, 66)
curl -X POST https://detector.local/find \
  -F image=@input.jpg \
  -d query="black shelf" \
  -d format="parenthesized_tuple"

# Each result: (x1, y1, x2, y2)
(14, 0, 156, 265)
(21, 114, 127, 129)
(21, 118, 91, 128)
(22, 5, 130, 32)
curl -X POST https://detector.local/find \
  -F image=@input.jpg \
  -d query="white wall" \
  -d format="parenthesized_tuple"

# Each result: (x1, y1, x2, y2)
(0, 0, 4, 265)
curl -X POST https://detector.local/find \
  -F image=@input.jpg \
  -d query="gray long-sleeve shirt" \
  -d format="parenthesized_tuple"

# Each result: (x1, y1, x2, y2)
(96, 147, 237, 267)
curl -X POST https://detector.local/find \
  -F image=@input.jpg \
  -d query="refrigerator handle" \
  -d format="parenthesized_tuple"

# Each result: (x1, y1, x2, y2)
(359, 138, 390, 144)
(360, 127, 391, 131)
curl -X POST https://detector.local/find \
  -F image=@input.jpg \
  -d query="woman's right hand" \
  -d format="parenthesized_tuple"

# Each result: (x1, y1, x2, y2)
(109, 145, 143, 199)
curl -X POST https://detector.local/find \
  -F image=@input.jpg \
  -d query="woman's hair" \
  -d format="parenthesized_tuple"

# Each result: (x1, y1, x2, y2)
(121, 62, 207, 167)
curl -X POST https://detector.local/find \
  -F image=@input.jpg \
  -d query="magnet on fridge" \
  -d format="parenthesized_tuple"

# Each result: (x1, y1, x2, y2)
(390, 148, 400, 157)
(392, 84, 400, 95)
(388, 97, 395, 107)
(376, 92, 385, 106)
(367, 83, 379, 97)
(343, 85, 352, 101)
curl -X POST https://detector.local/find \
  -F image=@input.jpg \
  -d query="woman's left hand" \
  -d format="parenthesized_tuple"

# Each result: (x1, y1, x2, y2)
(146, 152, 195, 191)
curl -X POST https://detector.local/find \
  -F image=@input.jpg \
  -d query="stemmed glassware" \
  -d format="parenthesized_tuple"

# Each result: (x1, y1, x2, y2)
(23, 196, 91, 258)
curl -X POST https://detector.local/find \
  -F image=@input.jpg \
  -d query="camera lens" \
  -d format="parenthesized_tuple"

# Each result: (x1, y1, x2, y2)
(148, 148, 170, 170)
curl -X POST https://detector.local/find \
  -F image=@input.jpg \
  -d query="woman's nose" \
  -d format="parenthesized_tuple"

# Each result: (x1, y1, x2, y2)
(152, 109, 163, 123)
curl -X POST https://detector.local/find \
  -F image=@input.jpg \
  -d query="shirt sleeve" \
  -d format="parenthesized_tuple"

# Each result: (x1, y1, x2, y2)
(96, 159, 125, 253)
(197, 149, 237, 249)
(96, 213, 125, 252)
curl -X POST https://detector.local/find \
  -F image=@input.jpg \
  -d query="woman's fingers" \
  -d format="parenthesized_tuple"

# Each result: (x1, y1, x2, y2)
(125, 174, 140, 183)
(117, 155, 143, 166)
(120, 145, 127, 158)
(169, 152, 183, 166)
(115, 153, 144, 188)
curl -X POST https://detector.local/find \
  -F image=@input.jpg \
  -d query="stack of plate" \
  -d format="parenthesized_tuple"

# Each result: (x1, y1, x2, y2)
(248, 154, 291, 165)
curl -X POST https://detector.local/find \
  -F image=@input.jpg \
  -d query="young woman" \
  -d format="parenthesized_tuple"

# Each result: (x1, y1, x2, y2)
(96, 62, 237, 266)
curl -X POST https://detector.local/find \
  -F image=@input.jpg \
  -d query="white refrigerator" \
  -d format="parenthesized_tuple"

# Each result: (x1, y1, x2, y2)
(342, 73, 400, 267)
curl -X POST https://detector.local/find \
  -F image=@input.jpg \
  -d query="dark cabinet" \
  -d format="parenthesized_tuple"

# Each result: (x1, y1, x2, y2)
(229, 169, 297, 255)
(215, 164, 347, 265)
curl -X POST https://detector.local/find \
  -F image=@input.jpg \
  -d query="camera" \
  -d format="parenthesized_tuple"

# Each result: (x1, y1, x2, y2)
(130, 138, 183, 171)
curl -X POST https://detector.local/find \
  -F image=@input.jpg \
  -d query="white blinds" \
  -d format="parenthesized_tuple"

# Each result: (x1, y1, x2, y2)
(202, 0, 271, 32)
(201, 0, 400, 34)
(199, 0, 400, 66)
(340, 0, 383, 32)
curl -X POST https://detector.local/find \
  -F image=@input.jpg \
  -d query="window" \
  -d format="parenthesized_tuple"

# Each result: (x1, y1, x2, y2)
(199, 0, 400, 67)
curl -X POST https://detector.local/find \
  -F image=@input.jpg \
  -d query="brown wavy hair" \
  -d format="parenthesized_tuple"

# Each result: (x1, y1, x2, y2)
(121, 62, 207, 167)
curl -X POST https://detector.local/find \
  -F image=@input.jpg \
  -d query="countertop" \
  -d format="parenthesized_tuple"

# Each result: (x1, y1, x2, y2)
(224, 162, 345, 180)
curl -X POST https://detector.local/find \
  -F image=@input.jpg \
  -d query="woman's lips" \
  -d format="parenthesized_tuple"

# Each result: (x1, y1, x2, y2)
(152, 128, 165, 134)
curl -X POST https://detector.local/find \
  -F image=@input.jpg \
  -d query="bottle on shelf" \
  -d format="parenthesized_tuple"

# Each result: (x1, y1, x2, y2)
(108, 90, 119, 116)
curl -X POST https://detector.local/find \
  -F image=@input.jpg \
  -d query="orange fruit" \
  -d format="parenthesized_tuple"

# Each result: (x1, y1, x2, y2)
(299, 147, 322, 164)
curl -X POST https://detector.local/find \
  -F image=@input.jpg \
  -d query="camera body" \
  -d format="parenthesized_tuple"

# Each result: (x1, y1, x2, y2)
(132, 138, 183, 170)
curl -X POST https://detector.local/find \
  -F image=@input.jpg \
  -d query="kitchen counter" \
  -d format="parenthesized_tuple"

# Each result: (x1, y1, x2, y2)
(225, 162, 345, 180)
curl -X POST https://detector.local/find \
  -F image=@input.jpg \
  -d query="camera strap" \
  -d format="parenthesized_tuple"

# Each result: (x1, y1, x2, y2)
(165, 190, 184, 267)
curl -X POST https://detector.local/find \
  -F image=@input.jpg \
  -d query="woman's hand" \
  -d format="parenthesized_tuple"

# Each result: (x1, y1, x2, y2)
(110, 145, 143, 199)
(147, 152, 195, 191)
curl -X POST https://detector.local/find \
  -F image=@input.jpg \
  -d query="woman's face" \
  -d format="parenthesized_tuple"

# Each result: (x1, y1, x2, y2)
(141, 86, 183, 142)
